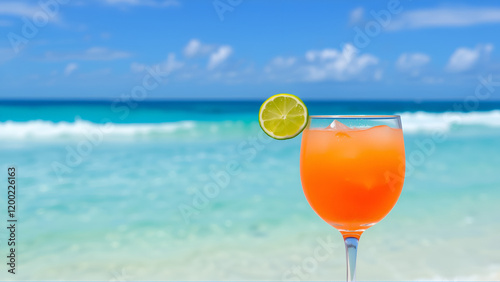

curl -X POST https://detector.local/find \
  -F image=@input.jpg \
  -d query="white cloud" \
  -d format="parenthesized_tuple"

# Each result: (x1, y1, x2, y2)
(158, 53, 184, 73)
(182, 39, 234, 70)
(0, 2, 61, 24)
(264, 56, 303, 82)
(183, 39, 214, 57)
(396, 53, 430, 69)
(349, 7, 364, 25)
(64, 63, 78, 76)
(45, 47, 131, 61)
(130, 40, 239, 83)
(131, 53, 183, 75)
(263, 57, 297, 81)
(446, 44, 493, 73)
(302, 44, 379, 81)
(208, 46, 233, 70)
(266, 56, 296, 70)
(102, 0, 179, 7)
(265, 44, 379, 82)
(0, 2, 40, 17)
(396, 53, 430, 76)
(306, 49, 340, 62)
(388, 7, 500, 30)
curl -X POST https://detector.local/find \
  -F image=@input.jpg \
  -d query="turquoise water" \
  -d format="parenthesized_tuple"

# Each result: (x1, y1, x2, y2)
(0, 101, 499, 280)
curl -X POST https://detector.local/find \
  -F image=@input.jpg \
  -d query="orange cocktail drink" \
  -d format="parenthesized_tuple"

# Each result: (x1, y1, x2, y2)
(300, 119, 405, 239)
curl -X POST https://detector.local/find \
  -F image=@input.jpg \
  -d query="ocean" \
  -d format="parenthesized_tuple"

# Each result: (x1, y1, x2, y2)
(0, 100, 499, 281)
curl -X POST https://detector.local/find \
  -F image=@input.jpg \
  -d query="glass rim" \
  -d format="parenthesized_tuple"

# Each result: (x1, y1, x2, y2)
(309, 115, 400, 119)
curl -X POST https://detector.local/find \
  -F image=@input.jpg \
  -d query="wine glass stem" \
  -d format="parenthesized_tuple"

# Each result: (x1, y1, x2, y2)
(344, 237, 359, 282)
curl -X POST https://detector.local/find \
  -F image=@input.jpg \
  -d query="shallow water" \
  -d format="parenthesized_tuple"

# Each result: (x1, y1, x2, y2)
(0, 101, 499, 280)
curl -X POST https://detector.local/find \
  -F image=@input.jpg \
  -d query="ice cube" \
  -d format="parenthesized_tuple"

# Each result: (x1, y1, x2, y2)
(326, 120, 351, 130)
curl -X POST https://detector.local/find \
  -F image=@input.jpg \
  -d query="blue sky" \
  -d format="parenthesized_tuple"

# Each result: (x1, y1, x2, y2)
(1, 0, 500, 100)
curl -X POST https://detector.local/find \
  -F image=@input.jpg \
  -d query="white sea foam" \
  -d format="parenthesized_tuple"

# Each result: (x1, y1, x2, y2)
(1, 110, 500, 139)
(0, 119, 197, 140)
(399, 110, 500, 133)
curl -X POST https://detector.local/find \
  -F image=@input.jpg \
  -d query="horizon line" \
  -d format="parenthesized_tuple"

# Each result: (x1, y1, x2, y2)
(2, 98, 500, 103)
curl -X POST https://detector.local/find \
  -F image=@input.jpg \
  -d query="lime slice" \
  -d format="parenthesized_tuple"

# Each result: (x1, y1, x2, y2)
(259, 93, 309, 140)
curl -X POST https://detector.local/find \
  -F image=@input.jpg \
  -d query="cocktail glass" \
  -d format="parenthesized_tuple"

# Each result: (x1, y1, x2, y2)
(300, 115, 405, 281)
